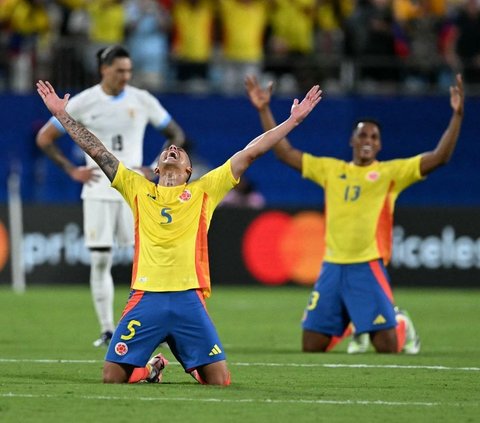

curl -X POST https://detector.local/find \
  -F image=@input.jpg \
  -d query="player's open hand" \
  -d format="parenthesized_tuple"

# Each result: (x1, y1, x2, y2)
(290, 85, 322, 124)
(69, 166, 101, 185)
(36, 80, 70, 116)
(245, 75, 273, 111)
(450, 74, 464, 117)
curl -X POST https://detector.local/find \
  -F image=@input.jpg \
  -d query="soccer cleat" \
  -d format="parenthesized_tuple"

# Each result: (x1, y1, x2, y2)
(347, 333, 370, 354)
(403, 335, 421, 355)
(92, 331, 113, 347)
(397, 309, 421, 355)
(146, 353, 169, 383)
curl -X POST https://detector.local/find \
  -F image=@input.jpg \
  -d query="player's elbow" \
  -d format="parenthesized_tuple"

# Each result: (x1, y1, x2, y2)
(241, 149, 261, 169)
(433, 150, 454, 168)
(35, 123, 62, 150)
(274, 148, 288, 162)
(35, 132, 46, 149)
(274, 149, 302, 171)
(36, 127, 55, 150)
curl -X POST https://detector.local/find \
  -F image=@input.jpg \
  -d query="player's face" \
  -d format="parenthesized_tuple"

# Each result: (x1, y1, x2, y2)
(156, 145, 192, 181)
(101, 57, 132, 95)
(350, 122, 381, 165)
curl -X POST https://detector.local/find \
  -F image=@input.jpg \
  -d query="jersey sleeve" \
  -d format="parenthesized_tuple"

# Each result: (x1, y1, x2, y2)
(48, 115, 66, 133)
(197, 160, 239, 207)
(389, 155, 424, 194)
(142, 90, 172, 130)
(111, 162, 146, 207)
(302, 154, 338, 188)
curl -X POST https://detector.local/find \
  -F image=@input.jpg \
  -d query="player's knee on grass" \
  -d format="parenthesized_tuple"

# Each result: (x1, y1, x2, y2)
(302, 330, 330, 352)
(103, 361, 132, 383)
(371, 328, 398, 353)
(196, 361, 231, 386)
(204, 371, 230, 386)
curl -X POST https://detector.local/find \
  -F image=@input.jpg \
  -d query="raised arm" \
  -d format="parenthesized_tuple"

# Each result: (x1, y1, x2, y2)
(419, 74, 464, 176)
(245, 75, 304, 172)
(230, 84, 322, 180)
(36, 80, 119, 182)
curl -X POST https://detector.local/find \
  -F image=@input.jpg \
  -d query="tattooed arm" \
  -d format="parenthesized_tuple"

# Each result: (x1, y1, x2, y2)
(36, 80, 119, 182)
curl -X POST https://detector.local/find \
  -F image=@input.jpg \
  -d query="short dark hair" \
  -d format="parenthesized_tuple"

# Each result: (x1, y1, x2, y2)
(96, 45, 130, 69)
(353, 118, 382, 132)
(179, 147, 193, 182)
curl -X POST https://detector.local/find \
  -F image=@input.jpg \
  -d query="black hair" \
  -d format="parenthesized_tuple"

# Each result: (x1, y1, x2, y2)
(180, 147, 193, 182)
(96, 45, 130, 70)
(352, 118, 382, 132)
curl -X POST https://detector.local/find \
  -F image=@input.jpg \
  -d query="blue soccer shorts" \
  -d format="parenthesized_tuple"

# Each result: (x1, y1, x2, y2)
(302, 259, 397, 336)
(105, 289, 226, 372)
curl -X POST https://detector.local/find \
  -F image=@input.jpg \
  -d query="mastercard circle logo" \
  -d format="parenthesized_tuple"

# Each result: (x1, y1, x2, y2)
(0, 220, 9, 272)
(242, 211, 325, 286)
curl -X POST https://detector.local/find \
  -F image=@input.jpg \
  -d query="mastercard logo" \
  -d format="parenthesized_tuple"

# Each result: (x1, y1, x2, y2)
(242, 211, 326, 286)
(0, 220, 9, 272)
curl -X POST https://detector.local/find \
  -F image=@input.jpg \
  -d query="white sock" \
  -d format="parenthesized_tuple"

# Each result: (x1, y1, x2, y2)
(89, 250, 115, 334)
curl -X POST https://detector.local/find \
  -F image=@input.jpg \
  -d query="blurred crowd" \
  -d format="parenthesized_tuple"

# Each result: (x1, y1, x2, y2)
(1, 0, 479, 96)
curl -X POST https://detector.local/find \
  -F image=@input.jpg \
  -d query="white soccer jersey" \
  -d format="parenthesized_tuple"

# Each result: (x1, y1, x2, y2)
(50, 84, 172, 200)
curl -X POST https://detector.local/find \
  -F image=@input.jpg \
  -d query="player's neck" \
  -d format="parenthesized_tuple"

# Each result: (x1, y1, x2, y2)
(100, 82, 124, 97)
(352, 157, 376, 167)
(158, 171, 183, 187)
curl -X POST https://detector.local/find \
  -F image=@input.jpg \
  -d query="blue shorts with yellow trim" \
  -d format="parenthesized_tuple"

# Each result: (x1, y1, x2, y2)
(302, 260, 397, 336)
(105, 289, 226, 372)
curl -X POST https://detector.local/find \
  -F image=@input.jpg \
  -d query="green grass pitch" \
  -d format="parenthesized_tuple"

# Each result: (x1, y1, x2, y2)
(0, 285, 479, 422)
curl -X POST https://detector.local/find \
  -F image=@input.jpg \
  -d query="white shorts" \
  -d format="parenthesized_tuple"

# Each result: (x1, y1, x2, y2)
(83, 199, 134, 248)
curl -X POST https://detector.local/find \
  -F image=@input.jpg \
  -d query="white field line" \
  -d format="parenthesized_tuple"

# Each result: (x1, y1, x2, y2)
(236, 362, 480, 371)
(0, 392, 464, 408)
(0, 358, 479, 372)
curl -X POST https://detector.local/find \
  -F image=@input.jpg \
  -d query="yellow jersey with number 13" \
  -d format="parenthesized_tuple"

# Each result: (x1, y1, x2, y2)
(302, 154, 423, 264)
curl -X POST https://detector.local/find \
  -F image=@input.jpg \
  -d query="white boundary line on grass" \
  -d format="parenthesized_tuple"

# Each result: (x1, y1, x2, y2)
(235, 362, 480, 371)
(0, 358, 479, 372)
(0, 392, 457, 408)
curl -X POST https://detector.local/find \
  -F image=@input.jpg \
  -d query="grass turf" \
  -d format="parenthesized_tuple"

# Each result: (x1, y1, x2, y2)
(0, 285, 479, 422)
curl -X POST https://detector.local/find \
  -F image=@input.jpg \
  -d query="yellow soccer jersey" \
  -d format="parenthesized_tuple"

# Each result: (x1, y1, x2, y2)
(112, 161, 238, 297)
(219, 0, 268, 61)
(302, 154, 423, 264)
(172, 0, 215, 62)
(269, 0, 316, 54)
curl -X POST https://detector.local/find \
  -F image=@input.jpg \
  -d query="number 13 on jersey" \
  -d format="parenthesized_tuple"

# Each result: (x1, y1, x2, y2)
(344, 185, 361, 202)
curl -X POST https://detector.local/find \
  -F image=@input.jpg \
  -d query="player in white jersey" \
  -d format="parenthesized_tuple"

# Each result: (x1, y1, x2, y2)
(36, 45, 185, 347)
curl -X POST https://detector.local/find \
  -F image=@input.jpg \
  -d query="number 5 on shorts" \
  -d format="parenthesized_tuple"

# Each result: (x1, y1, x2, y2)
(120, 320, 141, 340)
